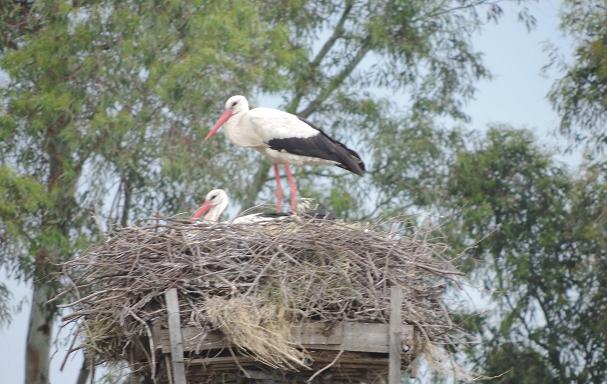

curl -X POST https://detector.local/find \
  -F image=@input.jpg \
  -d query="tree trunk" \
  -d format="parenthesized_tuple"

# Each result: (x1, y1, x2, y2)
(25, 119, 70, 384)
(25, 268, 56, 384)
(75, 354, 90, 384)
(241, 160, 272, 210)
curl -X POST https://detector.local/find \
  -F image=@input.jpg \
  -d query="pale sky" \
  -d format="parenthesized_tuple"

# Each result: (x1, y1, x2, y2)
(0, 2, 574, 383)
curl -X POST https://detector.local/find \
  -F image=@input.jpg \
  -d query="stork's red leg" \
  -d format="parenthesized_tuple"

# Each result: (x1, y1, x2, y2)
(284, 164, 297, 213)
(273, 163, 283, 212)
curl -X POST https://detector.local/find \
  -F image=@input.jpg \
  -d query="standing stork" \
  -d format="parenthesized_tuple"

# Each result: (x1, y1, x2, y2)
(204, 95, 365, 212)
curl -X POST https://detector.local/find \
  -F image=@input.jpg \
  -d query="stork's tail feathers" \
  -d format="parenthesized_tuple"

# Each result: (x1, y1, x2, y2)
(296, 117, 365, 176)
(334, 145, 365, 176)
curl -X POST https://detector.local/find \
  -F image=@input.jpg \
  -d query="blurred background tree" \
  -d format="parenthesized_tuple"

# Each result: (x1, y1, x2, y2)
(442, 128, 607, 383)
(3, 0, 607, 384)
(549, 0, 607, 157)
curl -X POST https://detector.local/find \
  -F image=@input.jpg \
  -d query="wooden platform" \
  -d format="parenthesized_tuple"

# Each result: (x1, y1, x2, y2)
(131, 287, 420, 384)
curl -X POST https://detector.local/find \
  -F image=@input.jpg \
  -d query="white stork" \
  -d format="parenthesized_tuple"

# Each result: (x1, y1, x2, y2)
(191, 189, 229, 223)
(190, 189, 290, 224)
(204, 95, 365, 213)
(191, 189, 334, 224)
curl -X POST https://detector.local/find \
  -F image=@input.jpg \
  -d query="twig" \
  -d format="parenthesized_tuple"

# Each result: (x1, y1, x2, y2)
(128, 309, 157, 384)
(60, 326, 80, 371)
(307, 350, 344, 383)
(244, 251, 280, 297)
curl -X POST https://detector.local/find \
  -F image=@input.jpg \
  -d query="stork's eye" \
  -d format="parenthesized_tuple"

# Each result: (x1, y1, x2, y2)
(210, 194, 216, 200)
(231, 101, 237, 107)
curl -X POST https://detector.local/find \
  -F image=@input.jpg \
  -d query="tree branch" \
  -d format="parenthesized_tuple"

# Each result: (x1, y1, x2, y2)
(312, 1, 354, 68)
(531, 286, 568, 381)
(298, 36, 372, 118)
(75, 353, 90, 384)
(413, 0, 502, 23)
(286, 0, 354, 112)
(240, 160, 272, 209)
(120, 176, 131, 227)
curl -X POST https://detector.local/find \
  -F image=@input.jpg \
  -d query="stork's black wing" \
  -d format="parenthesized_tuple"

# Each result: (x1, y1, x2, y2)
(266, 117, 365, 176)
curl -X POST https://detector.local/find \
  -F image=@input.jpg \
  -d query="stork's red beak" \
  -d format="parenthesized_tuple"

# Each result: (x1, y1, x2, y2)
(191, 201, 212, 222)
(205, 110, 233, 141)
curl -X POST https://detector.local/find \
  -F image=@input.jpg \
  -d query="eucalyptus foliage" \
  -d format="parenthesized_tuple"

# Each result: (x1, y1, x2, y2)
(549, 0, 607, 155)
(446, 128, 607, 383)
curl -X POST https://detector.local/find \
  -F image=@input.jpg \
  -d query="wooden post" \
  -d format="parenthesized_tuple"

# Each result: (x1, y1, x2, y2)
(165, 288, 187, 384)
(389, 285, 403, 384)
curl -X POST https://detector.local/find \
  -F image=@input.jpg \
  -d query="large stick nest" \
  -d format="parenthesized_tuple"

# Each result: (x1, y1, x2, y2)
(59, 217, 466, 374)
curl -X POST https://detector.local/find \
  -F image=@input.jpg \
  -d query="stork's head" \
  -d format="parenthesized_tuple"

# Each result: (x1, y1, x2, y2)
(191, 189, 229, 223)
(205, 95, 249, 140)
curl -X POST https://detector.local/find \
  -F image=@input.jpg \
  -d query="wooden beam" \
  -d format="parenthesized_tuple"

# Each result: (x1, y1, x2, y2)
(155, 322, 414, 354)
(165, 288, 187, 384)
(164, 355, 174, 384)
(188, 355, 390, 366)
(389, 285, 403, 384)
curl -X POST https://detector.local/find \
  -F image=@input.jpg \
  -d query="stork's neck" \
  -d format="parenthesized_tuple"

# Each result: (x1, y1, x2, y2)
(224, 111, 245, 132)
(205, 197, 229, 222)
(224, 111, 254, 147)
